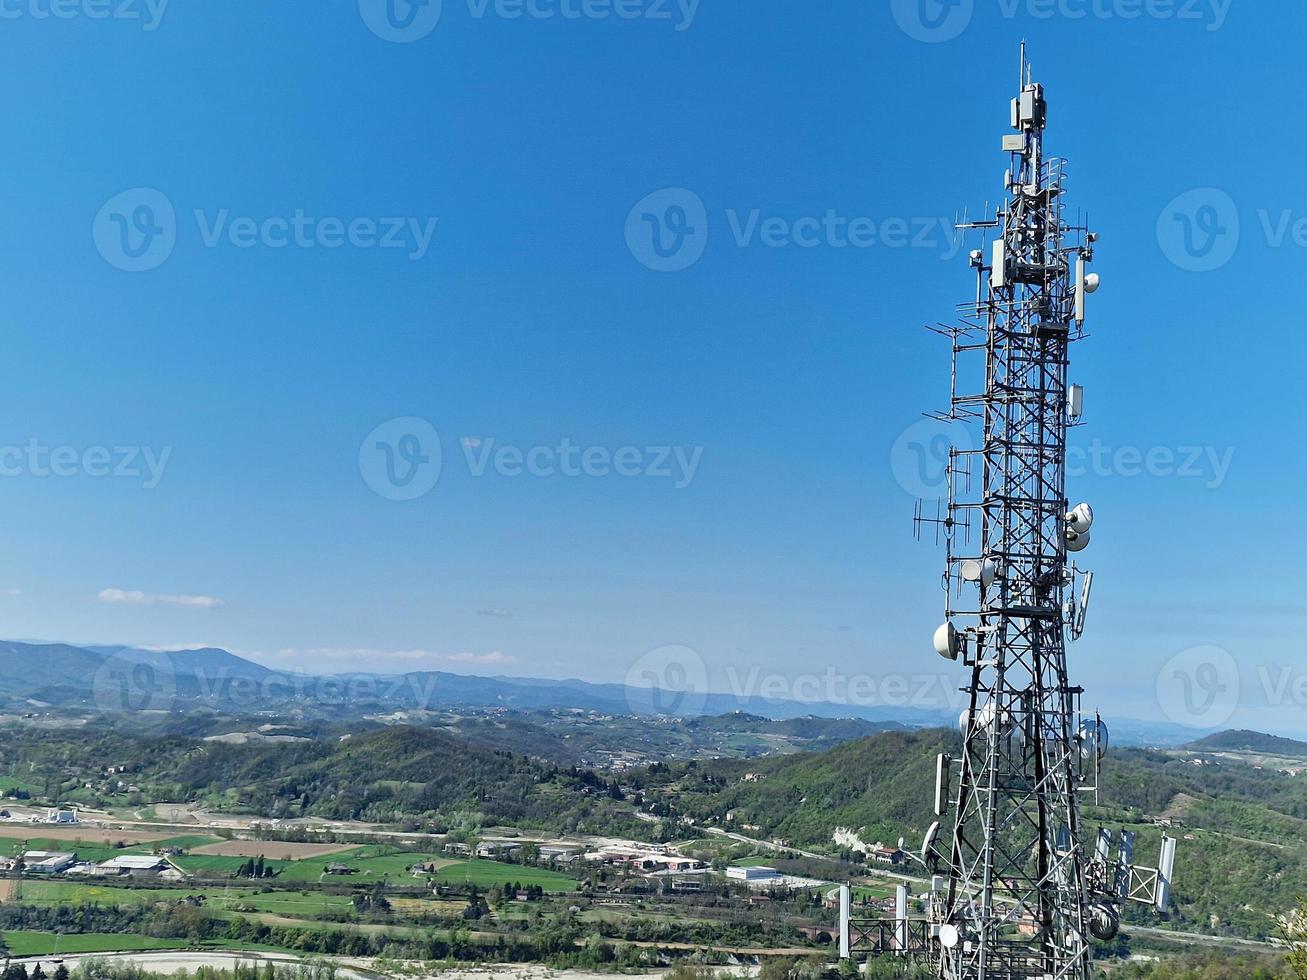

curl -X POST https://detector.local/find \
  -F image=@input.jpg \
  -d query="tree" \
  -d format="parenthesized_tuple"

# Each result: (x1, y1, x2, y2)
(1287, 896, 1307, 980)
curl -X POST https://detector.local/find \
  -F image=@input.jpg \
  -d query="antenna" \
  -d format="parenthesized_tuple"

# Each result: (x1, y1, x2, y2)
(922, 57, 1104, 973)
(844, 51, 1176, 973)
(1072, 569, 1094, 639)
(846, 44, 1174, 979)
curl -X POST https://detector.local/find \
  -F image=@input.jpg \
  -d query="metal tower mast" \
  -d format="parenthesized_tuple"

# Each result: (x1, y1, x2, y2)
(840, 47, 1176, 980)
(926, 46, 1098, 979)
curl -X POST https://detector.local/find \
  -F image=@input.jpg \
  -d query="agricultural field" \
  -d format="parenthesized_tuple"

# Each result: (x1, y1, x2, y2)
(1, 931, 184, 956)
(4, 881, 188, 906)
(2, 880, 445, 920)
(0, 843, 578, 902)
(170, 854, 293, 876)
(254, 850, 578, 890)
(155, 835, 228, 851)
(274, 846, 454, 882)
(189, 840, 356, 860)
(430, 859, 578, 890)
(215, 889, 356, 917)
(0, 825, 168, 845)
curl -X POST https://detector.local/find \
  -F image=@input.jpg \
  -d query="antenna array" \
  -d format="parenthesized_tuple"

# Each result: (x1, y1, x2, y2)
(844, 46, 1176, 980)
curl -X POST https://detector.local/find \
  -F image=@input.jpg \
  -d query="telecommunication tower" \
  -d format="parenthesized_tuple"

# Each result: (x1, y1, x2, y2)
(841, 47, 1176, 980)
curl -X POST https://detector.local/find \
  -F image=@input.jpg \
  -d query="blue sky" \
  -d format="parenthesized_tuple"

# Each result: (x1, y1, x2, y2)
(1, 0, 1302, 733)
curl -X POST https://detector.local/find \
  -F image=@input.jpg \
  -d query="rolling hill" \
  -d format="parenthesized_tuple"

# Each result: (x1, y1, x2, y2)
(1186, 729, 1307, 756)
(652, 729, 1307, 940)
(0, 641, 1251, 748)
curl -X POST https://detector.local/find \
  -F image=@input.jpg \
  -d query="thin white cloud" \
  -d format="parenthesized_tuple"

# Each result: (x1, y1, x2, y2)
(98, 589, 225, 610)
(476, 608, 512, 619)
(271, 647, 520, 668)
(440, 650, 518, 665)
(134, 642, 219, 652)
(0, 589, 21, 597)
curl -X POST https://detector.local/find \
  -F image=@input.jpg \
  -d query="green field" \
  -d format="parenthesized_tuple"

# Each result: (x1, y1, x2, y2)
(171, 854, 292, 876)
(7, 881, 188, 906)
(258, 849, 579, 889)
(218, 890, 356, 917)
(3, 838, 578, 897)
(0, 776, 43, 797)
(14, 882, 359, 919)
(1, 931, 183, 956)
(431, 858, 578, 890)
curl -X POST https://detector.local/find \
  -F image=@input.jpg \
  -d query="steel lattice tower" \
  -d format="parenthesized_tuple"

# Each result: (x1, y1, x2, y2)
(927, 49, 1098, 980)
(840, 47, 1176, 980)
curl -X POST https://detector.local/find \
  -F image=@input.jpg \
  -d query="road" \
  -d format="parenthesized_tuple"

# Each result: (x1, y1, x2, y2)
(704, 826, 829, 862)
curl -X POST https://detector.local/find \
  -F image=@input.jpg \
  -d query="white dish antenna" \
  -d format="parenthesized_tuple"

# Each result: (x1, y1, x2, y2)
(934, 622, 962, 661)
(961, 557, 1000, 588)
(1077, 718, 1109, 760)
(1067, 502, 1094, 534)
(1066, 527, 1091, 553)
(921, 819, 941, 869)
(964, 701, 1013, 736)
(1089, 900, 1119, 941)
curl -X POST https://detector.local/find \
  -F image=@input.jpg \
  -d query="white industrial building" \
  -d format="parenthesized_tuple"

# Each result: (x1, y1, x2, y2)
(23, 851, 76, 874)
(99, 854, 168, 875)
(726, 865, 780, 882)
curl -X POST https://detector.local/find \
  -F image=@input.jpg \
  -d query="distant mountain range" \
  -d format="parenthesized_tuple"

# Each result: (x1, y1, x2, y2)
(0, 639, 1260, 747)
(1186, 729, 1307, 756)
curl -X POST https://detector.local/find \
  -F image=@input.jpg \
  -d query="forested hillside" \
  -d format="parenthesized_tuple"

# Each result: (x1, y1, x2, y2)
(635, 731, 1307, 940)
(0, 725, 645, 837)
(2, 718, 1305, 941)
